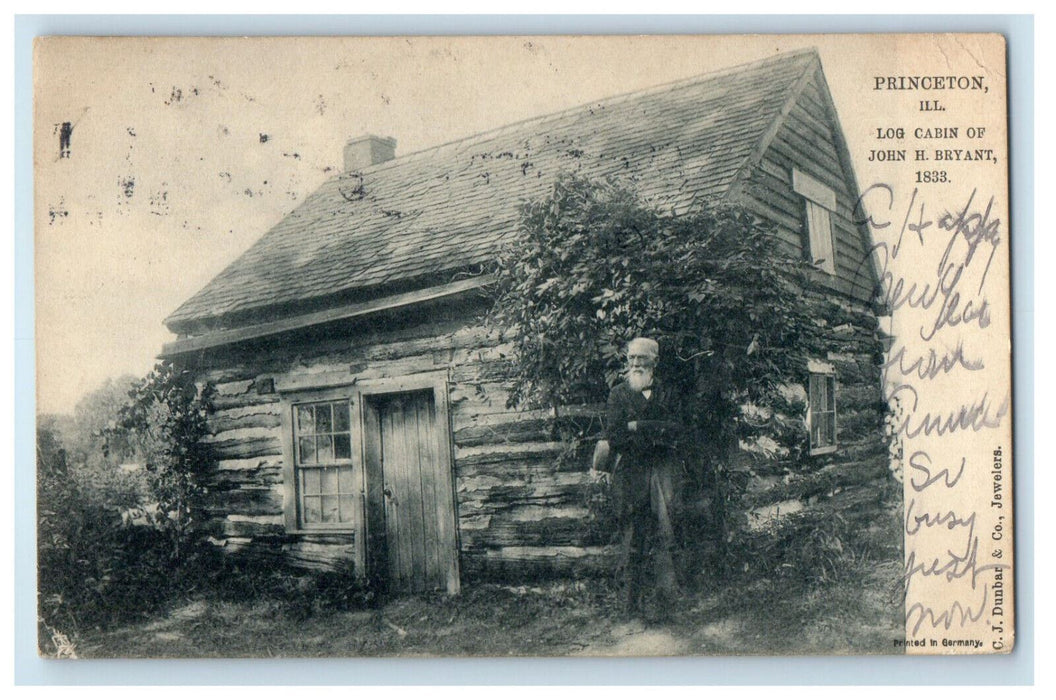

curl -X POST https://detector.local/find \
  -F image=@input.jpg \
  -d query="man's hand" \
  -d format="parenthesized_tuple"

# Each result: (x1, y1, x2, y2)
(590, 470, 611, 485)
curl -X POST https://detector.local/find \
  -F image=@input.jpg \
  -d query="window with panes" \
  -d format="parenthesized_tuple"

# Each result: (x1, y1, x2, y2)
(808, 372, 837, 454)
(293, 399, 356, 527)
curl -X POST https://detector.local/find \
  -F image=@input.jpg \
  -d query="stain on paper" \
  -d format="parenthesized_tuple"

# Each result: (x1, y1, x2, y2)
(149, 186, 170, 216)
(47, 198, 69, 225)
(118, 176, 136, 199)
(58, 121, 73, 159)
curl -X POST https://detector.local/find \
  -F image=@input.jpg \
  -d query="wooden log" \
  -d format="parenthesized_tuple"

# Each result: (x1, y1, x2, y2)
(347, 354, 442, 379)
(449, 358, 517, 384)
(454, 441, 564, 468)
(456, 457, 590, 487)
(210, 392, 281, 411)
(452, 403, 603, 431)
(220, 514, 285, 538)
(457, 481, 592, 518)
(457, 470, 594, 498)
(214, 379, 255, 397)
(475, 513, 600, 548)
(447, 381, 514, 415)
(211, 402, 282, 420)
(201, 426, 278, 445)
(205, 463, 283, 488)
(454, 413, 604, 449)
(207, 435, 282, 460)
(283, 538, 357, 572)
(205, 484, 284, 517)
(215, 456, 282, 472)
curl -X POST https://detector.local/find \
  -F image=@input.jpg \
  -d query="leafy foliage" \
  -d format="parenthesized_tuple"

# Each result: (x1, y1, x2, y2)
(489, 175, 829, 577)
(490, 174, 821, 454)
(112, 361, 215, 562)
(37, 415, 177, 643)
(37, 364, 215, 648)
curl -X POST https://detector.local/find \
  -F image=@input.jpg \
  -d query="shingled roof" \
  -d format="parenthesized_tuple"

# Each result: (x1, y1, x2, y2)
(166, 49, 822, 336)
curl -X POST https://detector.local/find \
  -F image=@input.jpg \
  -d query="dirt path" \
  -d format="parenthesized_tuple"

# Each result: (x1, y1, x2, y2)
(575, 620, 691, 656)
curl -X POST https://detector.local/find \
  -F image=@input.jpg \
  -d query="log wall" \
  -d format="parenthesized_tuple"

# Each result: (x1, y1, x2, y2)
(187, 302, 615, 580)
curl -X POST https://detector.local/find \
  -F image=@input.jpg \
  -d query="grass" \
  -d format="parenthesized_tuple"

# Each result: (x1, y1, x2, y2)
(67, 554, 903, 658)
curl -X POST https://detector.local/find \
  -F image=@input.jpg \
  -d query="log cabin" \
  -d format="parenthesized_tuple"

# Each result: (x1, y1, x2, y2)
(161, 49, 892, 592)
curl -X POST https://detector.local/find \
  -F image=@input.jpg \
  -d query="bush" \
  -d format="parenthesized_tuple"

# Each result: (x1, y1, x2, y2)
(37, 418, 180, 637)
(37, 364, 215, 649)
(490, 175, 820, 440)
(115, 362, 214, 564)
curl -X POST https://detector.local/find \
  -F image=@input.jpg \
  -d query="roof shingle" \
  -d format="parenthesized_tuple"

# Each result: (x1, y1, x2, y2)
(166, 49, 818, 333)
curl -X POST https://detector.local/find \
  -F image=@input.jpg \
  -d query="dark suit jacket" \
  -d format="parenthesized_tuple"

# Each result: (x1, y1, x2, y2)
(604, 380, 684, 469)
(604, 379, 684, 517)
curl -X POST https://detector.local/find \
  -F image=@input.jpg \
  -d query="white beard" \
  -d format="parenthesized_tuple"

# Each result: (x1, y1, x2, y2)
(627, 368, 654, 392)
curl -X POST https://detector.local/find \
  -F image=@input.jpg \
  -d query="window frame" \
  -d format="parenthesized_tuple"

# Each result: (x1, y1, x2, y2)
(807, 369, 838, 456)
(280, 386, 365, 535)
(792, 168, 838, 275)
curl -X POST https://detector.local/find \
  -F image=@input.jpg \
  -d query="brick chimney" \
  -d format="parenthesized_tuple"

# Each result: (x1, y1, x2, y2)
(344, 135, 396, 171)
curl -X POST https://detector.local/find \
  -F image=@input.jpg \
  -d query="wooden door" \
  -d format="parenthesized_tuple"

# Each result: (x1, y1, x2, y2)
(363, 389, 459, 593)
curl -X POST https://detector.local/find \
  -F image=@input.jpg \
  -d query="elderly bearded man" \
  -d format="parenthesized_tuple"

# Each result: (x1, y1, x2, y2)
(601, 337, 685, 620)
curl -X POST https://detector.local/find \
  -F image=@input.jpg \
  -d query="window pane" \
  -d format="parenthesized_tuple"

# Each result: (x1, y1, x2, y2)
(338, 495, 355, 522)
(316, 404, 332, 433)
(807, 202, 835, 274)
(299, 437, 316, 464)
(826, 377, 836, 411)
(296, 405, 314, 435)
(302, 496, 321, 524)
(302, 467, 321, 496)
(817, 379, 830, 411)
(809, 375, 822, 409)
(334, 433, 351, 460)
(333, 402, 350, 432)
(321, 467, 339, 496)
(317, 435, 334, 463)
(338, 466, 355, 493)
(821, 413, 835, 446)
(321, 496, 339, 523)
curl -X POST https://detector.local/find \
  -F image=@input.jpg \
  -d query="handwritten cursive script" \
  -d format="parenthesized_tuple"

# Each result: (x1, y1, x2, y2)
(858, 182, 1009, 644)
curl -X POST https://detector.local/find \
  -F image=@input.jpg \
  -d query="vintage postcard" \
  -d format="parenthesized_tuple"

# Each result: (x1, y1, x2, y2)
(34, 34, 1013, 657)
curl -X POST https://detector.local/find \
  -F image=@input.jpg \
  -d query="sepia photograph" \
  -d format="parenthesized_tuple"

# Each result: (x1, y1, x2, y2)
(33, 34, 1013, 659)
